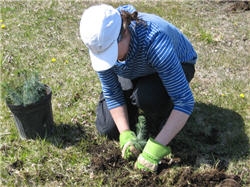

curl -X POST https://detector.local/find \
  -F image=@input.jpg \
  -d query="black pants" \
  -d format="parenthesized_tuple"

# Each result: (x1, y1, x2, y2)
(95, 63, 195, 140)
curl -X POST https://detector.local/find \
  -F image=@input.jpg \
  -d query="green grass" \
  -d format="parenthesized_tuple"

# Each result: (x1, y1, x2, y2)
(1, 1, 250, 186)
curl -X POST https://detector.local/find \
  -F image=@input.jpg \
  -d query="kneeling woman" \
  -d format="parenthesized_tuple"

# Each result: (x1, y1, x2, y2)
(80, 4, 197, 172)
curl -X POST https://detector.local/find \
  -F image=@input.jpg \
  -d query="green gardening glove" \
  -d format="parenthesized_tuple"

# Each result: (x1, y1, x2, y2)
(134, 138, 171, 172)
(119, 130, 143, 160)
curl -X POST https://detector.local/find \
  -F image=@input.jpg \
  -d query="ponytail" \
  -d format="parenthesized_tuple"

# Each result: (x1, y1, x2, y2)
(120, 10, 145, 30)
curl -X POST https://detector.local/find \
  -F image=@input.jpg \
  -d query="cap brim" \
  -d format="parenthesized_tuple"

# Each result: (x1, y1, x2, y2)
(89, 41, 118, 72)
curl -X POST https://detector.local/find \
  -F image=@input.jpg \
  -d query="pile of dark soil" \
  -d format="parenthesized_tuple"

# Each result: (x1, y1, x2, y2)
(87, 140, 241, 187)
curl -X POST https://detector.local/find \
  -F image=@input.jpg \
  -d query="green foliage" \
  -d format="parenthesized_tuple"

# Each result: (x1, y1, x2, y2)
(2, 70, 47, 106)
(136, 115, 147, 140)
(2, 83, 23, 106)
(199, 29, 214, 44)
(134, 115, 147, 149)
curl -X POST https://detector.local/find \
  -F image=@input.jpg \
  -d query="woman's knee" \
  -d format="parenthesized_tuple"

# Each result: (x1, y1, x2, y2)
(95, 92, 119, 140)
(182, 63, 195, 82)
(96, 119, 119, 140)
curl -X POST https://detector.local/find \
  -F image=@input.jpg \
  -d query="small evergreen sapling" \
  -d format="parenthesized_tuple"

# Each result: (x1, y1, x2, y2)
(22, 73, 46, 106)
(132, 115, 148, 150)
(2, 71, 47, 106)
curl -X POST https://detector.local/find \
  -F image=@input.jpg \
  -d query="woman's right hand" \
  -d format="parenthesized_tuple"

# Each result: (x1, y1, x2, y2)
(119, 130, 143, 160)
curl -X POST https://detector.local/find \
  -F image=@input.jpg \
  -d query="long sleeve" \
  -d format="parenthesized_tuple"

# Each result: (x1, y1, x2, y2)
(97, 69, 125, 110)
(147, 32, 194, 115)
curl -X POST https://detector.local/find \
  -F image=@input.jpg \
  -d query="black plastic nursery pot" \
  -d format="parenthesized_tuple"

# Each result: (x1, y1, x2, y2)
(7, 86, 54, 139)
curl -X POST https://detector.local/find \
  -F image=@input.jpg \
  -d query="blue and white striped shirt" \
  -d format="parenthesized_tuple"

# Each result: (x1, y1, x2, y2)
(97, 5, 197, 115)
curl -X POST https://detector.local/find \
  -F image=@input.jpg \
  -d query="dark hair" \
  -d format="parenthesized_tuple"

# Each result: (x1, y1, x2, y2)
(119, 10, 145, 33)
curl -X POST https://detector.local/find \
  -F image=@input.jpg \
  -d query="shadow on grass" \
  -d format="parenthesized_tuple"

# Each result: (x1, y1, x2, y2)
(170, 102, 249, 167)
(45, 123, 87, 148)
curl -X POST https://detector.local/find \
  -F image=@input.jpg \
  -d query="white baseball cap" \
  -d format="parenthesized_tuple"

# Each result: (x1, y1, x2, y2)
(80, 4, 122, 71)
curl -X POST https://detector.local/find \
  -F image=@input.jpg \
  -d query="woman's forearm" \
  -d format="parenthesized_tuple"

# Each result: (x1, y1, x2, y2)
(155, 109, 189, 145)
(110, 105, 130, 133)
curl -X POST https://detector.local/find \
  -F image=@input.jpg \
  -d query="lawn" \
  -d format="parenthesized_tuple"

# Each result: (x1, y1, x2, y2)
(1, 1, 249, 186)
